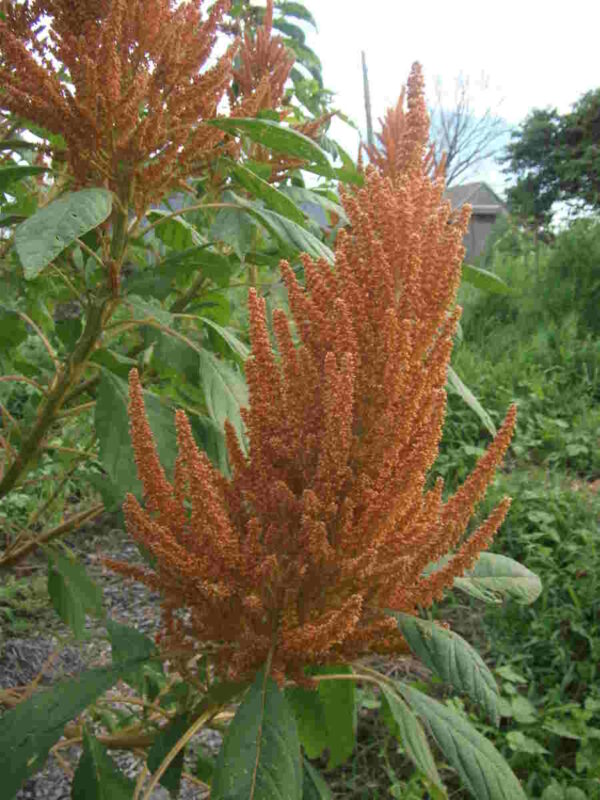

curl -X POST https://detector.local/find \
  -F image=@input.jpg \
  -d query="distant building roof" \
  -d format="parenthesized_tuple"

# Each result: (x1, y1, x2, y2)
(445, 182, 506, 215)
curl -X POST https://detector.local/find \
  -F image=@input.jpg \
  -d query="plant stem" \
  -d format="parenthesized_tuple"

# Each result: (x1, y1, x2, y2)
(0, 298, 113, 502)
(139, 707, 222, 800)
(0, 503, 104, 568)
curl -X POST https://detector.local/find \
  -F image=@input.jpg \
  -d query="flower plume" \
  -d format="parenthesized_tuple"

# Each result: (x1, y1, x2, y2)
(109, 63, 516, 684)
(0, 0, 296, 212)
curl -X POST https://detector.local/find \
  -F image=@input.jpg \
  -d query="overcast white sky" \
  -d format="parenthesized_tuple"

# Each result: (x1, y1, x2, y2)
(299, 0, 599, 194)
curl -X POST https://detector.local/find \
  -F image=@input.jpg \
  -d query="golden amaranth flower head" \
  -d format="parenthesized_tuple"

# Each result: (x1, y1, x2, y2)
(0, 0, 235, 211)
(109, 63, 516, 685)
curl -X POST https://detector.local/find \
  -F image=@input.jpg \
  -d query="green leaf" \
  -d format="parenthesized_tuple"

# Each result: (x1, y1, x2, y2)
(505, 730, 548, 755)
(94, 369, 177, 502)
(107, 619, 157, 664)
(462, 263, 512, 295)
(447, 366, 496, 436)
(277, 2, 318, 29)
(47, 549, 104, 640)
(107, 620, 163, 698)
(55, 317, 82, 351)
(378, 685, 443, 788)
(272, 19, 306, 44)
(285, 687, 328, 761)
(200, 317, 249, 361)
(196, 751, 216, 784)
(286, 665, 355, 769)
(127, 294, 173, 327)
(231, 193, 334, 263)
(454, 553, 542, 605)
(302, 759, 332, 800)
(0, 165, 49, 193)
(146, 210, 202, 250)
(89, 348, 138, 380)
(147, 714, 190, 796)
(398, 684, 527, 800)
(72, 727, 135, 799)
(15, 188, 112, 278)
(211, 667, 303, 800)
(284, 40, 323, 85)
(303, 161, 364, 187)
(198, 349, 247, 446)
(282, 185, 349, 226)
(229, 161, 305, 224)
(390, 613, 500, 725)
(207, 118, 331, 173)
(0, 304, 28, 348)
(211, 205, 257, 259)
(0, 663, 144, 798)
(190, 415, 230, 476)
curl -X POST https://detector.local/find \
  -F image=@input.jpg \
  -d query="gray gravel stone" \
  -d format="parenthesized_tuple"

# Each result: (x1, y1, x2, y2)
(1, 521, 219, 799)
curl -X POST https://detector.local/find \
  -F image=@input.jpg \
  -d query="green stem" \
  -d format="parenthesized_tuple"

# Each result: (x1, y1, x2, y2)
(0, 299, 112, 501)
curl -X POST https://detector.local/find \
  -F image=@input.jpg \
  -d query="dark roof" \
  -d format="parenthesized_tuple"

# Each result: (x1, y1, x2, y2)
(444, 182, 506, 213)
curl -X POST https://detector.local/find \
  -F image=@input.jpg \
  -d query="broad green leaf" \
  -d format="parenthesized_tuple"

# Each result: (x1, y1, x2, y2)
(125, 244, 233, 297)
(302, 759, 332, 800)
(284, 687, 328, 761)
(286, 665, 355, 769)
(462, 263, 511, 295)
(282, 185, 349, 226)
(190, 248, 235, 288)
(147, 714, 189, 795)
(390, 613, 500, 725)
(72, 728, 135, 800)
(229, 161, 305, 224)
(0, 663, 145, 797)
(454, 553, 542, 605)
(94, 369, 177, 501)
(211, 667, 303, 800)
(272, 19, 307, 44)
(196, 752, 215, 784)
(277, 2, 317, 29)
(211, 205, 257, 259)
(200, 317, 249, 361)
(55, 317, 82, 351)
(0, 165, 49, 193)
(284, 40, 323, 85)
(378, 685, 443, 788)
(0, 304, 28, 348)
(89, 348, 138, 380)
(303, 161, 364, 187)
(107, 619, 157, 665)
(146, 209, 202, 250)
(231, 193, 334, 263)
(505, 731, 547, 755)
(107, 620, 163, 699)
(15, 188, 112, 278)
(207, 118, 331, 172)
(195, 290, 231, 326)
(47, 549, 104, 640)
(127, 294, 173, 327)
(198, 349, 247, 446)
(398, 684, 527, 800)
(447, 366, 496, 436)
(190, 415, 230, 476)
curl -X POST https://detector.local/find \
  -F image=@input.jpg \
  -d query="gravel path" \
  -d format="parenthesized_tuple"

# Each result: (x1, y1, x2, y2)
(0, 514, 223, 800)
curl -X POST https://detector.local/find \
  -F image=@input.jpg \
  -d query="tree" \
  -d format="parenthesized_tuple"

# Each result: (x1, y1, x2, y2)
(503, 89, 600, 230)
(502, 108, 561, 238)
(429, 72, 507, 187)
